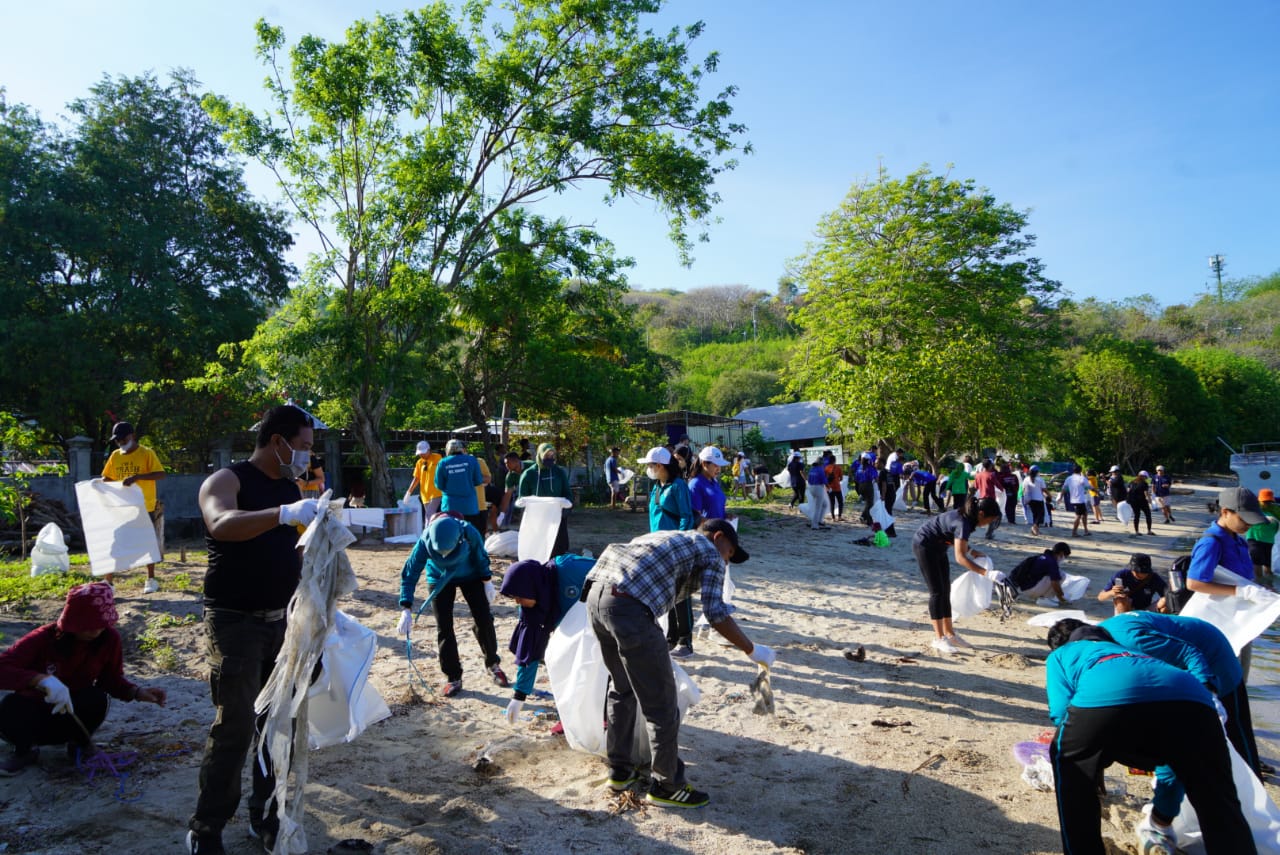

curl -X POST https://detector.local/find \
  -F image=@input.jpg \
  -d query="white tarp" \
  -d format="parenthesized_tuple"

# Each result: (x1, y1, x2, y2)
(545, 601, 698, 760)
(516, 496, 572, 562)
(1027, 609, 1092, 628)
(306, 611, 390, 749)
(1178, 565, 1280, 655)
(75, 479, 160, 577)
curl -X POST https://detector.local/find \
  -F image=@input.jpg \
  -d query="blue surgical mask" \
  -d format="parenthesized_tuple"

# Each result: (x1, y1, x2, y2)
(275, 439, 310, 480)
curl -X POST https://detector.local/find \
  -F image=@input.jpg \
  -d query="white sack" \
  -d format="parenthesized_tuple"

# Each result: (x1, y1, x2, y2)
(306, 611, 391, 749)
(75, 479, 160, 577)
(1116, 501, 1134, 525)
(950, 556, 994, 619)
(869, 499, 895, 531)
(1178, 565, 1280, 655)
(30, 522, 70, 576)
(516, 496, 572, 562)
(484, 529, 520, 558)
(1060, 573, 1091, 601)
(1171, 724, 1280, 853)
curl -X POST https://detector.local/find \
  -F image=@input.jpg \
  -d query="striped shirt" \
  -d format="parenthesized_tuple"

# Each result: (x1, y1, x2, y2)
(586, 530, 733, 624)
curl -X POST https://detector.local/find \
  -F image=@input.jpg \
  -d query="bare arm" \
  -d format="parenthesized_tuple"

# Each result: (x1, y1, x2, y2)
(199, 468, 283, 542)
(710, 614, 755, 655)
(953, 538, 986, 573)
(1187, 578, 1239, 597)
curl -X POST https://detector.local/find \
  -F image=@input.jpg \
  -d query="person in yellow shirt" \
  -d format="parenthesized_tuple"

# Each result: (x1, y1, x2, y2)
(403, 441, 443, 522)
(100, 421, 166, 592)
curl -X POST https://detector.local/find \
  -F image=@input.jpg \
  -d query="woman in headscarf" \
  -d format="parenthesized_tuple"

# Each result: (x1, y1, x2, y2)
(0, 582, 167, 775)
(517, 442, 574, 557)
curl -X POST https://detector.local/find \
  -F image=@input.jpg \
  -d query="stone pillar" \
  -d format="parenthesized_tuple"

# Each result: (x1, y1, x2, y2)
(67, 435, 94, 483)
(211, 439, 233, 471)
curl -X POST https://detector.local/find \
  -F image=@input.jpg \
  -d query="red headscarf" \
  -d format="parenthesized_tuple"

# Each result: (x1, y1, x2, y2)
(57, 582, 118, 633)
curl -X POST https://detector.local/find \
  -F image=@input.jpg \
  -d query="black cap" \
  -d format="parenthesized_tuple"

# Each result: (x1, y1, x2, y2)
(110, 421, 135, 442)
(699, 518, 749, 563)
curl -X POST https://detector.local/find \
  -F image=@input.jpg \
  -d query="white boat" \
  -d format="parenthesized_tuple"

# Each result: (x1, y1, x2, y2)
(1228, 442, 1280, 494)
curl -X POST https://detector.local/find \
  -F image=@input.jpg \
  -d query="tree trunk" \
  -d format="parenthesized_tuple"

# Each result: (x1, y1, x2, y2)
(352, 391, 393, 508)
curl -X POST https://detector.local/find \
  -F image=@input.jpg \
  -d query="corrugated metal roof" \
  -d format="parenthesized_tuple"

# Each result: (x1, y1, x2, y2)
(732, 401, 839, 443)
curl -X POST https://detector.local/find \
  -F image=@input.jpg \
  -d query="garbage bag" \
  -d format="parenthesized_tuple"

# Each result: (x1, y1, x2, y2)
(307, 611, 391, 749)
(30, 522, 70, 576)
(516, 496, 572, 563)
(484, 530, 519, 559)
(951, 556, 995, 619)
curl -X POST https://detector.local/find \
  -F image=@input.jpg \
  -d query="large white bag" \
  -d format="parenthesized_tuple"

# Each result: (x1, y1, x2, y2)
(546, 601, 698, 760)
(484, 530, 519, 558)
(306, 611, 391, 749)
(1059, 572, 1091, 601)
(1178, 566, 1280, 655)
(950, 556, 995, 619)
(516, 496, 572, 563)
(869, 499, 895, 531)
(1116, 501, 1134, 525)
(30, 522, 70, 576)
(1171, 724, 1280, 853)
(75, 479, 160, 577)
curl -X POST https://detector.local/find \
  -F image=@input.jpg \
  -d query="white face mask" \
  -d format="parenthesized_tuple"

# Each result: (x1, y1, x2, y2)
(275, 438, 310, 480)
(646, 464, 663, 481)
(118, 439, 137, 453)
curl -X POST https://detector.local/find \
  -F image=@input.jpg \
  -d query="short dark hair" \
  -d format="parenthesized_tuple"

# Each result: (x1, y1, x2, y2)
(1046, 619, 1086, 650)
(1051, 542, 1072, 557)
(504, 451, 521, 462)
(256, 405, 312, 448)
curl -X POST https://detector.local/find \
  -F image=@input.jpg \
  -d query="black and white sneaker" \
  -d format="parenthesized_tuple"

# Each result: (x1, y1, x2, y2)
(646, 780, 710, 808)
(606, 767, 639, 792)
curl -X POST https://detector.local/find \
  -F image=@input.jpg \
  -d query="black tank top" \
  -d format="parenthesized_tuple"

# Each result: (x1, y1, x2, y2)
(204, 460, 303, 611)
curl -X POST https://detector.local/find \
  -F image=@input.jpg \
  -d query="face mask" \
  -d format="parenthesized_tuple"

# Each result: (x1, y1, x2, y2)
(646, 465, 663, 481)
(275, 438, 310, 480)
(119, 439, 136, 453)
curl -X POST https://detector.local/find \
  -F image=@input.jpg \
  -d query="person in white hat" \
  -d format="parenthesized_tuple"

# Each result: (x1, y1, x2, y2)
(403, 440, 443, 521)
(1106, 466, 1127, 511)
(690, 446, 731, 525)
(1151, 465, 1175, 524)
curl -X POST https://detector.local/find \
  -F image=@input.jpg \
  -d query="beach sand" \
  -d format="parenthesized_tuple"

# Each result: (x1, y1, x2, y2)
(0, 481, 1271, 854)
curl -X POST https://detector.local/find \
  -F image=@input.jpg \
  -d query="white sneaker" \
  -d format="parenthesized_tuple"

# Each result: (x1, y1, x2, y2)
(142, 578, 160, 594)
(947, 633, 974, 649)
(931, 637, 959, 655)
(1135, 811, 1177, 855)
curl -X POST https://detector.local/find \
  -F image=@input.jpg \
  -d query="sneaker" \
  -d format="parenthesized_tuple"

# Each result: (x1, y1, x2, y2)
(947, 633, 974, 649)
(931, 637, 959, 655)
(490, 666, 510, 688)
(670, 645, 694, 659)
(441, 680, 462, 698)
(142, 577, 160, 594)
(0, 747, 37, 776)
(185, 830, 227, 855)
(606, 767, 639, 791)
(646, 780, 710, 808)
(1135, 814, 1177, 855)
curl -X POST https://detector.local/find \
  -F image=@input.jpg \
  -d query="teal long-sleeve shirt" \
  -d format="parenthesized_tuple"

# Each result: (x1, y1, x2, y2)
(1045, 640, 1213, 726)
(649, 478, 694, 532)
(1099, 611, 1242, 696)
(398, 523, 491, 609)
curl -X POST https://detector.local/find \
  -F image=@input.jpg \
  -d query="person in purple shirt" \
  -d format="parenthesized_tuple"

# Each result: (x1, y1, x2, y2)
(689, 446, 730, 523)
(805, 458, 829, 530)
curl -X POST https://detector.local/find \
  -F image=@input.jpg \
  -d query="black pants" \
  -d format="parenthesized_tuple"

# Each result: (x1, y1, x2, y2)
(1052, 701, 1255, 855)
(1131, 502, 1152, 533)
(790, 483, 805, 507)
(922, 482, 944, 513)
(551, 518, 569, 558)
(465, 511, 488, 537)
(665, 597, 695, 648)
(190, 609, 287, 839)
(1028, 499, 1045, 526)
(1004, 493, 1018, 523)
(1225, 679, 1262, 779)
(858, 483, 874, 523)
(912, 540, 951, 620)
(827, 489, 843, 519)
(0, 687, 109, 751)
(882, 485, 898, 516)
(432, 577, 501, 682)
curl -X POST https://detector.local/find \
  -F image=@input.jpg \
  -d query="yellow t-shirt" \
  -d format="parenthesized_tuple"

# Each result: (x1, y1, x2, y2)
(102, 445, 164, 512)
(475, 458, 491, 510)
(413, 453, 443, 502)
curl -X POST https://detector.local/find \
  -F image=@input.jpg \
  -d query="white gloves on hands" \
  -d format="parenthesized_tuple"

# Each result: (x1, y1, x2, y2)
(279, 498, 320, 527)
(485, 582, 497, 604)
(748, 643, 776, 668)
(396, 609, 413, 638)
(38, 675, 74, 715)
(505, 698, 523, 725)
(1238, 584, 1267, 602)
(987, 570, 1007, 584)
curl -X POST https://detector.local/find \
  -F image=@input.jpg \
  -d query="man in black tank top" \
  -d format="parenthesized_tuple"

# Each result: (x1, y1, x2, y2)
(186, 405, 320, 855)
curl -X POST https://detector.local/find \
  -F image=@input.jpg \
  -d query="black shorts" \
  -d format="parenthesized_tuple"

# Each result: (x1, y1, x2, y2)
(1248, 540, 1273, 567)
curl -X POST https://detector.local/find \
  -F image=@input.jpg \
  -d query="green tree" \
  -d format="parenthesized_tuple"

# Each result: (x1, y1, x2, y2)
(207, 2, 745, 504)
(706, 368, 783, 416)
(786, 166, 1062, 469)
(1174, 346, 1280, 465)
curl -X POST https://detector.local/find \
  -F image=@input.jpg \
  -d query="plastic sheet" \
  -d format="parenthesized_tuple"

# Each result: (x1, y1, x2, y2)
(1178, 566, 1280, 655)
(516, 496, 572, 562)
(75, 479, 160, 577)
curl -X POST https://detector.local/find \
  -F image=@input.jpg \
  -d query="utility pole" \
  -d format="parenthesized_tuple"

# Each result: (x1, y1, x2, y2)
(1209, 254, 1225, 302)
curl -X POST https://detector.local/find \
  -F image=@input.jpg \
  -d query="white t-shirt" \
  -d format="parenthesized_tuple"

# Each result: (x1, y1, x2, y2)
(1022, 475, 1046, 501)
(1064, 473, 1090, 505)
(736, 457, 751, 481)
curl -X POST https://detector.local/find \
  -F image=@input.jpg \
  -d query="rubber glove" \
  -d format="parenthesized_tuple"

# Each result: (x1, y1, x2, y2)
(484, 582, 497, 604)
(396, 609, 413, 637)
(38, 675, 74, 715)
(748, 643, 776, 668)
(1238, 584, 1267, 602)
(987, 570, 1007, 584)
(279, 498, 320, 527)
(505, 698, 523, 725)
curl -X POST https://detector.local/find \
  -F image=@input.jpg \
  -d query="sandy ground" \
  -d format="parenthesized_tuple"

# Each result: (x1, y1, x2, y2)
(1, 481, 1275, 855)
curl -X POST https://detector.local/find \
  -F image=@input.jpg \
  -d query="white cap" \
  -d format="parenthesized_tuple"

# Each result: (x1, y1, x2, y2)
(1109, 465, 1120, 472)
(791, 450, 802, 458)
(415, 440, 431, 455)
(638, 446, 672, 465)
(1138, 470, 1150, 478)
(1156, 465, 1165, 471)
(698, 446, 730, 467)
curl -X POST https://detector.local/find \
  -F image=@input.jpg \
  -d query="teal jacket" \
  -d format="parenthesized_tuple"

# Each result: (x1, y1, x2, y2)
(398, 517, 490, 609)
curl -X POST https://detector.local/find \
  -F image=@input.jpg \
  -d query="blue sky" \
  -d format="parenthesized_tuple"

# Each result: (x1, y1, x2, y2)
(4, 1, 1276, 306)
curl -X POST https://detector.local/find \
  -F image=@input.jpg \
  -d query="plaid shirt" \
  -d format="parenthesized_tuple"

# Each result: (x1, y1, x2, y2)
(586, 530, 734, 624)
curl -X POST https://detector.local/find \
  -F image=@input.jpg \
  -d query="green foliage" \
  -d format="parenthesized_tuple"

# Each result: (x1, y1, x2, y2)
(1174, 347, 1280, 464)
(665, 338, 791, 412)
(626, 285, 792, 352)
(209, 1, 745, 504)
(137, 616, 181, 671)
(0, 558, 92, 607)
(787, 165, 1063, 467)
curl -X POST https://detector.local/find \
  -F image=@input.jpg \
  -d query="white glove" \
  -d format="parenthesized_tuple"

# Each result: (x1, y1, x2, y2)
(1212, 695, 1229, 726)
(987, 570, 1007, 584)
(505, 698, 523, 725)
(748, 643, 776, 668)
(38, 675, 74, 715)
(396, 609, 413, 638)
(1238, 584, 1267, 602)
(485, 582, 497, 604)
(278, 498, 320, 527)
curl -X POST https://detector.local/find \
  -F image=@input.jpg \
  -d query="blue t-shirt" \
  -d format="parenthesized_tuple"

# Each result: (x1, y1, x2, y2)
(1011, 552, 1062, 590)
(911, 470, 937, 486)
(604, 456, 620, 484)
(913, 509, 976, 548)
(1188, 522, 1254, 583)
(434, 453, 482, 516)
(649, 478, 694, 532)
(1100, 612, 1241, 696)
(807, 463, 828, 486)
(1045, 640, 1213, 725)
(689, 474, 726, 521)
(1105, 569, 1168, 610)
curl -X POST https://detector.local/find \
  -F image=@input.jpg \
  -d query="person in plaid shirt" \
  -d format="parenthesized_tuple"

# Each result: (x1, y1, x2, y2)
(584, 519, 775, 809)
